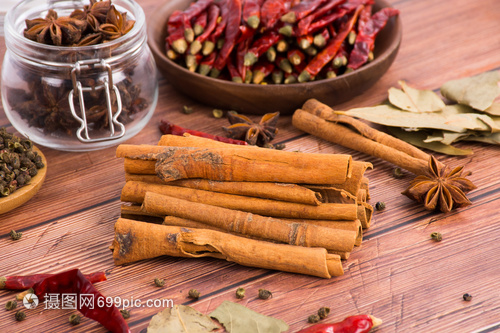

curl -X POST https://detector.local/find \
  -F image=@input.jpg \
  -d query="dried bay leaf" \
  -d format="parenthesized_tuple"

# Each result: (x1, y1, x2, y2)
(388, 127, 473, 155)
(341, 104, 466, 132)
(440, 70, 500, 111)
(388, 80, 445, 112)
(484, 103, 500, 116)
(210, 301, 289, 333)
(424, 130, 471, 146)
(147, 304, 219, 333)
(463, 132, 500, 145)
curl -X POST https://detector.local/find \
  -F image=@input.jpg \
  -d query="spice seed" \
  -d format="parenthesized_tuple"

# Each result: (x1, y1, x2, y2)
(69, 314, 81, 325)
(431, 232, 443, 242)
(375, 202, 386, 211)
(317, 306, 330, 319)
(15, 311, 26, 321)
(463, 293, 472, 301)
(154, 278, 165, 287)
(258, 289, 272, 300)
(188, 289, 201, 299)
(120, 309, 131, 319)
(235, 287, 246, 299)
(308, 314, 320, 323)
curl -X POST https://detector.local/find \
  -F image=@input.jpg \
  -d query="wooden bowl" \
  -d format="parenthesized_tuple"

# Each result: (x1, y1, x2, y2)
(0, 146, 47, 215)
(147, 0, 402, 115)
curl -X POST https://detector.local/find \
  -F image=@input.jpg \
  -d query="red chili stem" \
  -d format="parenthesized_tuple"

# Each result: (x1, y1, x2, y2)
(159, 120, 248, 145)
(348, 7, 399, 70)
(32, 269, 129, 333)
(301, 5, 364, 78)
(0, 271, 106, 290)
(287, 48, 306, 65)
(252, 60, 275, 83)
(296, 0, 346, 35)
(236, 38, 252, 80)
(227, 55, 243, 82)
(296, 314, 378, 333)
(244, 30, 281, 65)
(193, 11, 208, 35)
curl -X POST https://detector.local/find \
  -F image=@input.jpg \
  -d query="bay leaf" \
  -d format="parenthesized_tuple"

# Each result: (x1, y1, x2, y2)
(424, 131, 470, 145)
(147, 305, 219, 333)
(388, 80, 445, 112)
(440, 104, 500, 132)
(440, 70, 500, 111)
(388, 127, 473, 155)
(341, 104, 466, 132)
(463, 132, 500, 145)
(483, 103, 500, 116)
(210, 301, 288, 333)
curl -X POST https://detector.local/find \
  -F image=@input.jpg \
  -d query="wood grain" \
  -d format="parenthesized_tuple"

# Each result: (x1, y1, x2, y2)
(1, 0, 500, 332)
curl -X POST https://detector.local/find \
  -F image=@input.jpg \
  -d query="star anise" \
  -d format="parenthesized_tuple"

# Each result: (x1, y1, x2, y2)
(402, 155, 477, 213)
(24, 9, 86, 46)
(223, 112, 280, 146)
(70, 0, 111, 32)
(99, 6, 135, 41)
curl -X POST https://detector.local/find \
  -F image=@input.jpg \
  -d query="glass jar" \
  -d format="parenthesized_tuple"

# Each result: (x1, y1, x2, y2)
(1, 0, 158, 151)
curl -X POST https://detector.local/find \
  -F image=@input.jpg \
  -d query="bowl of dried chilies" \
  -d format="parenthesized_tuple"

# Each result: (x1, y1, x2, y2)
(147, 0, 402, 115)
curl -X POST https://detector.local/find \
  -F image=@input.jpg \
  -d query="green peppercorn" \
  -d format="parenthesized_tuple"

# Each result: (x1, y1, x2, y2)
(5, 300, 17, 311)
(463, 293, 472, 301)
(431, 232, 442, 242)
(258, 289, 272, 300)
(69, 314, 81, 325)
(212, 109, 224, 118)
(308, 314, 320, 323)
(9, 230, 22, 241)
(375, 201, 386, 211)
(120, 309, 131, 319)
(317, 306, 330, 319)
(15, 311, 26, 321)
(392, 167, 404, 179)
(235, 287, 246, 299)
(188, 289, 200, 299)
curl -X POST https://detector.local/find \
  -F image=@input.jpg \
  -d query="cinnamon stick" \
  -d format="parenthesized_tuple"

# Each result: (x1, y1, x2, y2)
(122, 181, 359, 221)
(110, 218, 344, 278)
(124, 175, 324, 206)
(116, 145, 353, 185)
(141, 192, 357, 253)
(292, 108, 429, 175)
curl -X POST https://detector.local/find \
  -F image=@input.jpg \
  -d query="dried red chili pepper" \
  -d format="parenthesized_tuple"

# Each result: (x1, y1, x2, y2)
(296, 0, 346, 35)
(348, 7, 399, 70)
(212, 0, 242, 76)
(31, 269, 129, 333)
(166, 10, 188, 54)
(281, 0, 329, 24)
(236, 24, 256, 44)
(159, 120, 248, 145)
(306, 7, 350, 35)
(193, 11, 208, 36)
(297, 34, 314, 49)
(183, 0, 213, 21)
(243, 0, 264, 29)
(244, 29, 281, 66)
(260, 0, 287, 29)
(227, 55, 243, 82)
(198, 51, 218, 75)
(190, 4, 220, 54)
(0, 271, 106, 290)
(252, 61, 275, 83)
(298, 5, 364, 82)
(296, 314, 382, 333)
(236, 38, 252, 80)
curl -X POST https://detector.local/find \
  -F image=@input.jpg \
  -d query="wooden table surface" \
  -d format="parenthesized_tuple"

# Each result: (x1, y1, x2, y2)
(1, 0, 500, 332)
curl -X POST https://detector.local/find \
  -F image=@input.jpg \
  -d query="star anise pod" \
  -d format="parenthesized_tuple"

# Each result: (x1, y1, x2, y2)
(24, 9, 86, 46)
(70, 0, 112, 33)
(99, 6, 135, 41)
(402, 155, 477, 213)
(223, 112, 279, 146)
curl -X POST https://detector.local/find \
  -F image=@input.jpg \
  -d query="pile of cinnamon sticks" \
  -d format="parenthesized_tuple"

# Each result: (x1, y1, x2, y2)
(109, 134, 373, 278)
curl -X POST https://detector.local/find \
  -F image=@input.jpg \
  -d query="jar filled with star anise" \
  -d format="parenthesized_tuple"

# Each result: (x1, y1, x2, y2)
(1, 0, 158, 151)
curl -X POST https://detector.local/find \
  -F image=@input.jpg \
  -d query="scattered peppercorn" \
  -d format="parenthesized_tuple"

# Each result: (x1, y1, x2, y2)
(15, 310, 26, 321)
(463, 293, 472, 301)
(258, 289, 273, 300)
(273, 143, 286, 150)
(69, 314, 81, 325)
(9, 230, 22, 241)
(431, 232, 442, 242)
(154, 278, 165, 287)
(375, 202, 386, 211)
(188, 289, 201, 299)
(317, 306, 330, 319)
(308, 314, 320, 323)
(120, 309, 131, 319)
(182, 106, 194, 114)
(5, 300, 17, 311)
(392, 167, 404, 179)
(235, 287, 246, 299)
(213, 109, 224, 118)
